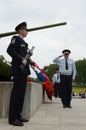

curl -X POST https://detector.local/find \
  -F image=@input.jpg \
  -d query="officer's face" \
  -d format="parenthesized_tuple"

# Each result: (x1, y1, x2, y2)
(64, 53, 69, 58)
(19, 29, 28, 37)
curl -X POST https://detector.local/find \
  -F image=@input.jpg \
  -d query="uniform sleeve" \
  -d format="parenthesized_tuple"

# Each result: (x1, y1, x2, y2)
(52, 75, 55, 84)
(53, 57, 60, 65)
(72, 61, 76, 79)
(54, 74, 58, 83)
(7, 36, 23, 62)
(52, 74, 57, 84)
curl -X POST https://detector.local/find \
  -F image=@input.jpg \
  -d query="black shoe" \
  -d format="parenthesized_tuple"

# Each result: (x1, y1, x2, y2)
(67, 105, 72, 108)
(63, 105, 67, 108)
(19, 117, 29, 122)
(53, 94, 57, 98)
(9, 119, 24, 126)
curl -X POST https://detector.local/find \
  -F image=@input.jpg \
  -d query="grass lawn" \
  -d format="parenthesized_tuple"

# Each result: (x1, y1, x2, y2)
(72, 86, 86, 96)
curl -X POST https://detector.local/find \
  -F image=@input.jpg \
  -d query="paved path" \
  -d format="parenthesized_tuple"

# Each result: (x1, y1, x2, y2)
(0, 97, 86, 130)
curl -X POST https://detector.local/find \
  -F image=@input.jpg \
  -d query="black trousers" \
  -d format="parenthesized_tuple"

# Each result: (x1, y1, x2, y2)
(54, 83, 61, 98)
(9, 74, 27, 123)
(60, 74, 72, 106)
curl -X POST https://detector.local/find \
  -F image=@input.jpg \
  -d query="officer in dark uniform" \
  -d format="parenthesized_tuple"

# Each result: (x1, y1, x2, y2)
(7, 22, 33, 126)
(53, 49, 76, 108)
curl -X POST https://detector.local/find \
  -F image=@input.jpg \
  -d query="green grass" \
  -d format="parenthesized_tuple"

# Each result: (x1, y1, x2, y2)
(72, 86, 86, 96)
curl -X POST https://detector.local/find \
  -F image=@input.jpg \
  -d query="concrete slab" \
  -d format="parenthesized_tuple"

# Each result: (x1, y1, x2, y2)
(0, 98, 86, 130)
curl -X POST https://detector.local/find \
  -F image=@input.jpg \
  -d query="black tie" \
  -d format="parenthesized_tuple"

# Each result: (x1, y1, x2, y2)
(65, 58, 68, 70)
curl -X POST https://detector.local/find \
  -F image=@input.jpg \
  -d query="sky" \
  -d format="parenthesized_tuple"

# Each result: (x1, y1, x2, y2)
(0, 0, 86, 77)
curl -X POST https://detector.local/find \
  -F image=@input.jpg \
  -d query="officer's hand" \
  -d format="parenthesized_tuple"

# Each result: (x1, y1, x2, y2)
(72, 79, 75, 82)
(22, 59, 27, 66)
(59, 55, 63, 58)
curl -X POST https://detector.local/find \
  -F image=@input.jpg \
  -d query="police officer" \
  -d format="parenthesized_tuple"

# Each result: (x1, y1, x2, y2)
(7, 22, 33, 126)
(52, 68, 61, 98)
(53, 49, 76, 108)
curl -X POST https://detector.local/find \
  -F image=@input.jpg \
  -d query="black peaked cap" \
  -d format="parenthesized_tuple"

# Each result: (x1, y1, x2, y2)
(62, 49, 71, 54)
(15, 22, 27, 31)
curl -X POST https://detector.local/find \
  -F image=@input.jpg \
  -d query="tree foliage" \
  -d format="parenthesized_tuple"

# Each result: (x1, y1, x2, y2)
(75, 58, 86, 86)
(0, 55, 11, 81)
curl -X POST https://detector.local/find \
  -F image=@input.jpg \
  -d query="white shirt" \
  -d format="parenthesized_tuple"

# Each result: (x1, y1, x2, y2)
(52, 73, 60, 84)
(53, 57, 76, 79)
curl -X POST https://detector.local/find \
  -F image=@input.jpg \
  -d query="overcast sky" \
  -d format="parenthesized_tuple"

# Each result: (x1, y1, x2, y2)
(0, 0, 86, 77)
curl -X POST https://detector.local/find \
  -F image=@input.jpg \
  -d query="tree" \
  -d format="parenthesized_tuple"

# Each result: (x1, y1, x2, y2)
(75, 58, 86, 86)
(0, 55, 11, 81)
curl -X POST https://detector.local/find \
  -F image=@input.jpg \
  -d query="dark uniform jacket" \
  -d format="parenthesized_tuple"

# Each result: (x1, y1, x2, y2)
(7, 35, 31, 76)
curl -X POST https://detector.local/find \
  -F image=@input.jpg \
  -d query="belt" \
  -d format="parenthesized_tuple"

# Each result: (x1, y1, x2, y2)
(61, 72, 72, 76)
